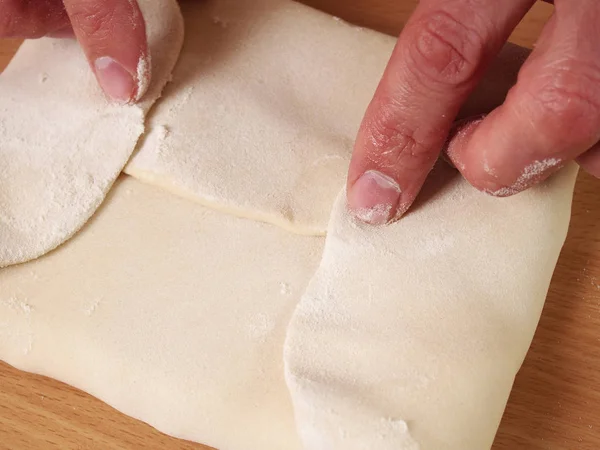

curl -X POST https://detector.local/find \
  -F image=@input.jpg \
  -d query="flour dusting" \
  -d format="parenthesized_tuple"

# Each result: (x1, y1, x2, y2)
(136, 53, 152, 101)
(385, 418, 409, 433)
(247, 313, 275, 342)
(0, 296, 33, 314)
(354, 203, 392, 225)
(422, 234, 456, 257)
(83, 297, 103, 316)
(488, 158, 562, 197)
(280, 282, 291, 295)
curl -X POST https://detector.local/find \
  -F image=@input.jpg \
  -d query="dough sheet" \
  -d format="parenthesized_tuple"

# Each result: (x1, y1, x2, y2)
(0, 0, 579, 449)
(0, 176, 319, 449)
(285, 164, 578, 449)
(125, 0, 394, 235)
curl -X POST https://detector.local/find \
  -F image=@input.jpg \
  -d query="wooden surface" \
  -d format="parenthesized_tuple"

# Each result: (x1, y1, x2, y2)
(1, 1, 599, 449)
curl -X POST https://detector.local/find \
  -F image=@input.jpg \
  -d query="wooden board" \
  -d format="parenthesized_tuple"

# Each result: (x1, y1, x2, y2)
(1, 1, 599, 449)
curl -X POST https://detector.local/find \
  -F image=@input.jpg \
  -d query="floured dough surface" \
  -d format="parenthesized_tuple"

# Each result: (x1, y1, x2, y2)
(284, 164, 578, 450)
(0, 168, 578, 450)
(0, 0, 581, 449)
(0, 0, 184, 267)
(125, 0, 394, 234)
(0, 176, 322, 450)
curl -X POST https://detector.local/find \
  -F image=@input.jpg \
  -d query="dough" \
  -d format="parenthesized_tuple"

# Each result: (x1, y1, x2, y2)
(123, 0, 530, 236)
(284, 163, 578, 450)
(0, 0, 184, 267)
(125, 0, 394, 235)
(0, 0, 580, 449)
(0, 176, 320, 450)
(0, 167, 578, 450)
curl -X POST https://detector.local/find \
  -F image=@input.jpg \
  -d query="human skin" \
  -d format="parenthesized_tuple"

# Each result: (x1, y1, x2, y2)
(346, 0, 600, 224)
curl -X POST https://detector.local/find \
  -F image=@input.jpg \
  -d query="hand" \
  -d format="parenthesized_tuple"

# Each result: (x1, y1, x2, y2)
(0, 0, 149, 103)
(347, 0, 600, 225)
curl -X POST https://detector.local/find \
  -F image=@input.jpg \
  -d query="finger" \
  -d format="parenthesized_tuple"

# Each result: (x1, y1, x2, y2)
(347, 0, 535, 224)
(447, 0, 600, 196)
(577, 143, 600, 178)
(47, 26, 76, 39)
(458, 43, 530, 120)
(0, 0, 69, 38)
(435, 44, 532, 169)
(63, 0, 149, 103)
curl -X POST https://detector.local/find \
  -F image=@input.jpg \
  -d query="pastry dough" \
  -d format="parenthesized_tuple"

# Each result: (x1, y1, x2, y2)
(285, 163, 578, 449)
(0, 0, 579, 449)
(0, 0, 184, 267)
(0, 176, 317, 450)
(125, 0, 393, 234)
(123, 0, 530, 236)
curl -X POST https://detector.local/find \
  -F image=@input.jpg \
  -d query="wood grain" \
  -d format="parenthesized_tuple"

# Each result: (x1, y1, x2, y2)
(1, 1, 599, 449)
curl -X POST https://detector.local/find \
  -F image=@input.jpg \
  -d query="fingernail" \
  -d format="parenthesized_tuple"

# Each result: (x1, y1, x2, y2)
(348, 170, 401, 225)
(94, 56, 136, 103)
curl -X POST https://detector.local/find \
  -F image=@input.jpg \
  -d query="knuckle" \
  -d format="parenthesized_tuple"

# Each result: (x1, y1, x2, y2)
(533, 61, 600, 142)
(406, 9, 486, 88)
(68, 2, 116, 39)
(363, 101, 437, 168)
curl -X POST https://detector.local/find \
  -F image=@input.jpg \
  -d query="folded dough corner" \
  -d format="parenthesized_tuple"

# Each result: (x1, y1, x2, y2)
(0, 0, 578, 449)
(0, 0, 184, 268)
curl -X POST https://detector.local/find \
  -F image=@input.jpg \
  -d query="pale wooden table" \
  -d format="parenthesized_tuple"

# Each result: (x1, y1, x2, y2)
(1, 1, 599, 449)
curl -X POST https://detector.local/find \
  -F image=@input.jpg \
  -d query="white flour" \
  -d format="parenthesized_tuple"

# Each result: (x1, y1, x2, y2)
(488, 158, 563, 197)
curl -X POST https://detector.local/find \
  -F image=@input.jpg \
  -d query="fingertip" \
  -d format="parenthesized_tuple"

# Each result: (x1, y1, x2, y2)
(347, 170, 402, 226)
(486, 157, 565, 196)
(94, 56, 138, 104)
(577, 144, 600, 178)
(445, 114, 565, 197)
(64, 0, 150, 103)
(444, 114, 505, 194)
(445, 115, 486, 173)
(93, 51, 150, 104)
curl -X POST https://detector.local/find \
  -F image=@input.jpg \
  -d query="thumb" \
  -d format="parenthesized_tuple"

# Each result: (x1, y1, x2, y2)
(63, 0, 150, 103)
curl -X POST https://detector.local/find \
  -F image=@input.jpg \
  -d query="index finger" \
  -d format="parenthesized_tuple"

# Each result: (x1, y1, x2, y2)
(346, 0, 534, 224)
(63, 0, 149, 103)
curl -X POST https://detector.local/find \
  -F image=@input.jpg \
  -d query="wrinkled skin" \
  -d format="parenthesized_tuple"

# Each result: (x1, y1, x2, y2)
(347, 0, 600, 224)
